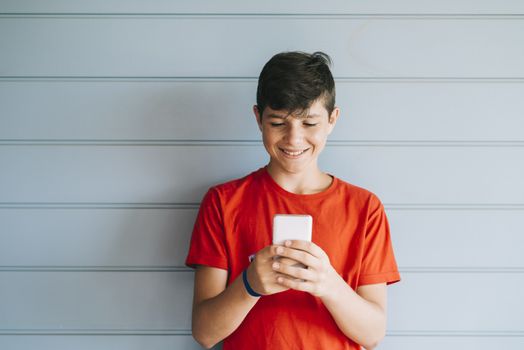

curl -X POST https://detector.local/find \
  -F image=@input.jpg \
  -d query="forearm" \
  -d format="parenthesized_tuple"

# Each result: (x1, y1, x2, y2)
(192, 273, 259, 348)
(321, 274, 386, 349)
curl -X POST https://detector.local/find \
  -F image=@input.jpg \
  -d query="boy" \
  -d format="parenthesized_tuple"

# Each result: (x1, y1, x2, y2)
(185, 51, 400, 349)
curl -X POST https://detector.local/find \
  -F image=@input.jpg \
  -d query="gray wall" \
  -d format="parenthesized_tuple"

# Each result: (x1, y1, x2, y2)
(1, 1, 524, 349)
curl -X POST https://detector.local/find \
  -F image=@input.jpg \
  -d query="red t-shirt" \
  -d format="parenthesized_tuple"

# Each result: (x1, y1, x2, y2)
(186, 167, 400, 350)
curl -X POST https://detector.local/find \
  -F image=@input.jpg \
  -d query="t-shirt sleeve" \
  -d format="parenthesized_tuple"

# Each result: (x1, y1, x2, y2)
(185, 188, 229, 270)
(358, 194, 401, 286)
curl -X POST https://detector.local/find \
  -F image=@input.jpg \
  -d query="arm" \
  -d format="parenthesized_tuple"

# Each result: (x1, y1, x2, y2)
(191, 265, 258, 349)
(191, 246, 291, 348)
(323, 280, 387, 349)
(273, 240, 387, 349)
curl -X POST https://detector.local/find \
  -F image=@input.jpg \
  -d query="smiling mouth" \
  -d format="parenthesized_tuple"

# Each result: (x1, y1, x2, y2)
(279, 148, 310, 157)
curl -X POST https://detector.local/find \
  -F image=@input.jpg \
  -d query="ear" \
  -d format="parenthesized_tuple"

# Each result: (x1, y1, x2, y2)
(327, 107, 340, 135)
(253, 105, 263, 132)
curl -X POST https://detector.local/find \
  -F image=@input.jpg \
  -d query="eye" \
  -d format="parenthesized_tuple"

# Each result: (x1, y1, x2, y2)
(270, 122, 285, 127)
(303, 123, 318, 127)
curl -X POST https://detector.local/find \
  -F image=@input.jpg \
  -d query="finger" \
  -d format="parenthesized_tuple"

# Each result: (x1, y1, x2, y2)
(276, 274, 315, 293)
(285, 240, 326, 259)
(274, 245, 319, 269)
(272, 261, 316, 282)
(257, 245, 280, 262)
(277, 257, 301, 266)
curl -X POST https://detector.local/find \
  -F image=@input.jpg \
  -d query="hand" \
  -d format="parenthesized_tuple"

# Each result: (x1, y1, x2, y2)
(271, 240, 340, 298)
(245, 245, 299, 296)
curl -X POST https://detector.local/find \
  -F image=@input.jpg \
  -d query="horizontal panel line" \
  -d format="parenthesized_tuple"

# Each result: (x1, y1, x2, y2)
(1, 266, 523, 273)
(0, 266, 192, 272)
(385, 204, 524, 210)
(0, 76, 257, 82)
(0, 203, 201, 209)
(0, 203, 523, 210)
(0, 329, 522, 337)
(388, 330, 524, 337)
(1, 140, 523, 147)
(2, 13, 524, 18)
(0, 329, 191, 336)
(400, 267, 524, 273)
(2, 77, 524, 82)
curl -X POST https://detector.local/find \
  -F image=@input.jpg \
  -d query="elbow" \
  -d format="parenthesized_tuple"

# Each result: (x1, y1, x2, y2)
(192, 332, 218, 349)
(362, 310, 387, 349)
(197, 341, 216, 350)
(191, 311, 219, 349)
(362, 330, 385, 350)
(363, 340, 379, 350)
(193, 335, 217, 349)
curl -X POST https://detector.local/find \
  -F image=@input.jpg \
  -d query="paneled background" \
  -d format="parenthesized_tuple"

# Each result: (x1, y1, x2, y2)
(1, 1, 523, 349)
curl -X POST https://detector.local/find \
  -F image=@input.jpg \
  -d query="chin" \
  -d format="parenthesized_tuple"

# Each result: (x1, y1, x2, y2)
(276, 161, 313, 175)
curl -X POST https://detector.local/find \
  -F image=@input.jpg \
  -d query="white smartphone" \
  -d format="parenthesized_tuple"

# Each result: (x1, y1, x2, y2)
(272, 214, 313, 245)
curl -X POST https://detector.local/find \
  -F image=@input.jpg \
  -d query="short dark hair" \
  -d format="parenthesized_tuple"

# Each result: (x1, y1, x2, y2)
(256, 51, 336, 118)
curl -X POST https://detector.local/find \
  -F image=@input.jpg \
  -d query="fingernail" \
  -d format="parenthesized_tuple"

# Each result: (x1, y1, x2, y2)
(272, 262, 280, 269)
(285, 240, 291, 247)
(276, 247, 283, 254)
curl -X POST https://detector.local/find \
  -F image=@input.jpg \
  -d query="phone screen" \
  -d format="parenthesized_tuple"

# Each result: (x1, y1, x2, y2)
(272, 214, 312, 245)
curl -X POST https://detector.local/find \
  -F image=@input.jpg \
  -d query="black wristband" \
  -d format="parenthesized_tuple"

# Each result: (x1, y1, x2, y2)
(242, 269, 262, 297)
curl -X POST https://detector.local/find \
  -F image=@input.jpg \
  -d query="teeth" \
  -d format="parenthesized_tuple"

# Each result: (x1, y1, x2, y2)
(282, 149, 307, 156)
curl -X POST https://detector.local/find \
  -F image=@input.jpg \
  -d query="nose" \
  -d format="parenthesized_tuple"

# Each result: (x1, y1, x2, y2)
(284, 122, 305, 145)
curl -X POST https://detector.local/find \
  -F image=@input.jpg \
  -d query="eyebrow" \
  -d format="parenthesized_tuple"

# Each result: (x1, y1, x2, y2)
(267, 113, 321, 119)
(267, 113, 287, 119)
(307, 114, 322, 118)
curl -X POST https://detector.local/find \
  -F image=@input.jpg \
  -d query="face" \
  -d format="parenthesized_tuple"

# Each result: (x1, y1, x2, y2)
(254, 99, 339, 176)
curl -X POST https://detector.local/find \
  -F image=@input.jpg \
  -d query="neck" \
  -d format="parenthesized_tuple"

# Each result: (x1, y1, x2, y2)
(266, 162, 332, 194)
